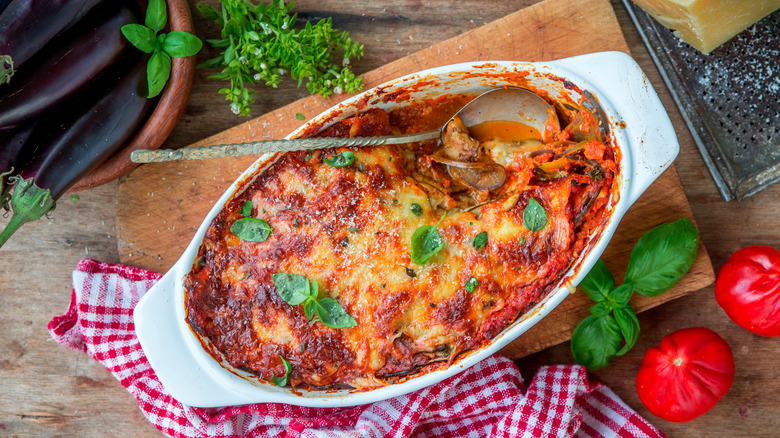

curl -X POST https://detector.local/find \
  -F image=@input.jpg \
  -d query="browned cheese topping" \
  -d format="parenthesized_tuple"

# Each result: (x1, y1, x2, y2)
(185, 94, 619, 390)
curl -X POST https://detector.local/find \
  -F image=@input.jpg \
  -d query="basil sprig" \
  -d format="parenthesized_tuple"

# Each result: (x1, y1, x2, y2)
(410, 214, 446, 265)
(121, 0, 202, 98)
(571, 219, 699, 369)
(270, 355, 292, 386)
(523, 198, 547, 231)
(324, 151, 356, 167)
(272, 273, 357, 329)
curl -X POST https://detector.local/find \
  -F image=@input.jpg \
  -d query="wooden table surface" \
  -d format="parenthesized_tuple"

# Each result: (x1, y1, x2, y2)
(1, 1, 778, 436)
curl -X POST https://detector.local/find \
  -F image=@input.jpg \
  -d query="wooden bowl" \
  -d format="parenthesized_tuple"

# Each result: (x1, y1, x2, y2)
(69, 0, 196, 191)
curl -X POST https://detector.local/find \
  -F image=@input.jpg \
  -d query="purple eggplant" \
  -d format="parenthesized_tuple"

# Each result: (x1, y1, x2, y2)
(0, 120, 37, 194)
(0, 5, 136, 130)
(0, 57, 154, 247)
(0, 0, 13, 15)
(0, 0, 104, 84)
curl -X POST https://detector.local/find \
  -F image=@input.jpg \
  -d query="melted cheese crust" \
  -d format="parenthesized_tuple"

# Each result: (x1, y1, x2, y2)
(185, 97, 617, 390)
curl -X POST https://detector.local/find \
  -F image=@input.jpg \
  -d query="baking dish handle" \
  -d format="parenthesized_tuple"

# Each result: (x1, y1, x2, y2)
(547, 51, 680, 205)
(134, 267, 230, 406)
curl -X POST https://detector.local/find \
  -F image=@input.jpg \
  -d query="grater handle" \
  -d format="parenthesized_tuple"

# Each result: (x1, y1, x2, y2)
(547, 51, 680, 205)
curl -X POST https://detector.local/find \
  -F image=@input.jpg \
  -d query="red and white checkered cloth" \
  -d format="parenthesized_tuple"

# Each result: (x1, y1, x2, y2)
(48, 259, 665, 438)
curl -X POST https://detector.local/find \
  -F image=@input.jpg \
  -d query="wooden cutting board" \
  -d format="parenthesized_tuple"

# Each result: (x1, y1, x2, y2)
(117, 0, 714, 360)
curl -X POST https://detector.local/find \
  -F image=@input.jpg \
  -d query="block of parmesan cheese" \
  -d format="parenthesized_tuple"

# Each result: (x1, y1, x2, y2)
(630, 0, 780, 53)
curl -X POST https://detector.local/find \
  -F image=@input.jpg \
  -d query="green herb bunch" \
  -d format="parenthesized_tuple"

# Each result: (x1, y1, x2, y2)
(196, 0, 365, 116)
(571, 218, 699, 369)
(121, 0, 203, 98)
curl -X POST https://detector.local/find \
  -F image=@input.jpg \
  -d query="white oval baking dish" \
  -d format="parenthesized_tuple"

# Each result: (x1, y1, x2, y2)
(134, 51, 678, 408)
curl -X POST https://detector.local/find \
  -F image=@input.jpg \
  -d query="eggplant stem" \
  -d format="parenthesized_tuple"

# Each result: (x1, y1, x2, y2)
(0, 55, 14, 85)
(0, 167, 13, 195)
(0, 177, 56, 248)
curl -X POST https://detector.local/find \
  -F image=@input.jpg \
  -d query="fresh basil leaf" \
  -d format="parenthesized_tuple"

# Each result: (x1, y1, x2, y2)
(304, 299, 316, 319)
(410, 215, 445, 265)
(162, 31, 203, 58)
(310, 278, 319, 299)
(324, 151, 356, 167)
(608, 283, 634, 308)
(410, 203, 423, 216)
(146, 0, 167, 33)
(295, 112, 305, 120)
(578, 259, 614, 303)
(624, 218, 699, 297)
(269, 355, 291, 386)
(231, 217, 272, 242)
(522, 198, 547, 231)
(571, 314, 622, 370)
(315, 297, 357, 329)
(589, 302, 611, 317)
(272, 273, 311, 305)
(147, 50, 172, 98)
(465, 277, 478, 293)
(614, 306, 640, 356)
(472, 231, 488, 249)
(121, 24, 158, 53)
(239, 200, 253, 217)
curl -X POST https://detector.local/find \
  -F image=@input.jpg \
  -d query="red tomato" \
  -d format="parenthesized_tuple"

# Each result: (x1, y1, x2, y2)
(715, 245, 780, 336)
(636, 327, 734, 423)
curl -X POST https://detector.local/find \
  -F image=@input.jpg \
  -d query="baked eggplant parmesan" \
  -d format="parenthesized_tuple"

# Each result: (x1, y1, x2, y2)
(184, 91, 619, 390)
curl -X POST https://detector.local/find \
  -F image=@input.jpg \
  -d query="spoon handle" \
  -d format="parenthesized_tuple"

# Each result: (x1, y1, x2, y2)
(130, 130, 440, 163)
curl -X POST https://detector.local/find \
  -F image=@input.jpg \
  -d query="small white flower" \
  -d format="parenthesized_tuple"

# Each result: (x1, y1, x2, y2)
(260, 62, 267, 70)
(333, 86, 343, 94)
(282, 21, 289, 30)
(342, 57, 350, 66)
(325, 80, 331, 87)
(230, 103, 240, 114)
(239, 56, 248, 65)
(254, 48, 262, 56)
(253, 73, 262, 81)
(277, 68, 286, 75)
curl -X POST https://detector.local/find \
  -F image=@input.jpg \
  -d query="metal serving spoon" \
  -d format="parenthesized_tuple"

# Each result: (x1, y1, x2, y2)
(130, 87, 558, 163)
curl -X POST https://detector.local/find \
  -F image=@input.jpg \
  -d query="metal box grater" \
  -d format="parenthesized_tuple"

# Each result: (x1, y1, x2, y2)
(621, 1, 780, 201)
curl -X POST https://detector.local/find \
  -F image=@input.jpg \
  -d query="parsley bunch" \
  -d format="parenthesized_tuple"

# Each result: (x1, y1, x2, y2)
(197, 0, 364, 116)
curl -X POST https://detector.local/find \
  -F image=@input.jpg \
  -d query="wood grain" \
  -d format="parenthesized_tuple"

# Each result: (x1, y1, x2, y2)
(116, 0, 714, 361)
